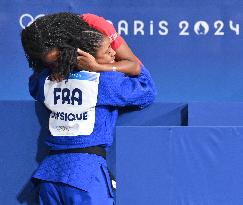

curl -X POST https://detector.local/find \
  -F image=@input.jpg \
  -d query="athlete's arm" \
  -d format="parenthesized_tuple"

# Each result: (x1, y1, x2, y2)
(97, 65, 156, 108)
(77, 43, 140, 76)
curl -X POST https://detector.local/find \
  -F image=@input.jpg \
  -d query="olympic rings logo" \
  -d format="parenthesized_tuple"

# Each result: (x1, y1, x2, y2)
(19, 14, 45, 29)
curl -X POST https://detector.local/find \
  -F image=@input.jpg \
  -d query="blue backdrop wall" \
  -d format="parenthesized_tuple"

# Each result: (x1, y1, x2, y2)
(1, 0, 243, 101)
(1, 1, 243, 205)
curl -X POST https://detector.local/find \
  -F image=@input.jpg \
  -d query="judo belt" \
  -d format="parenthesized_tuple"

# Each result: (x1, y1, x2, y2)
(49, 146, 116, 190)
(49, 146, 106, 159)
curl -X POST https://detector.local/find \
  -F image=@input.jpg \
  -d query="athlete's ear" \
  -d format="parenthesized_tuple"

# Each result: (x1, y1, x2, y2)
(43, 48, 59, 63)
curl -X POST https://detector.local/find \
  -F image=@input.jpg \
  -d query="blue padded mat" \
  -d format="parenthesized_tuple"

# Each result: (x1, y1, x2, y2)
(117, 102, 187, 126)
(116, 126, 243, 205)
(188, 102, 243, 126)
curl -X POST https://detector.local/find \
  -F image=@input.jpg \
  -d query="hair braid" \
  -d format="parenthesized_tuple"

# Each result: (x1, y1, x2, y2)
(21, 12, 105, 78)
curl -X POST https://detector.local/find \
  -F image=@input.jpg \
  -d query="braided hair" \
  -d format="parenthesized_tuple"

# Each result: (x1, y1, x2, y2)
(21, 12, 104, 78)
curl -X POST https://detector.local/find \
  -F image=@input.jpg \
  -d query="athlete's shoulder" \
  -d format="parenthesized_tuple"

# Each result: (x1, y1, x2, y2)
(81, 13, 125, 50)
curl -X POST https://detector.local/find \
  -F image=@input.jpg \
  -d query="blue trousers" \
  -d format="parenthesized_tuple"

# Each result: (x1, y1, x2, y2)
(39, 170, 114, 205)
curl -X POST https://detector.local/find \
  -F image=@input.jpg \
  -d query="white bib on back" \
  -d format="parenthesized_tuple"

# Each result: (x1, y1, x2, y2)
(44, 71, 100, 136)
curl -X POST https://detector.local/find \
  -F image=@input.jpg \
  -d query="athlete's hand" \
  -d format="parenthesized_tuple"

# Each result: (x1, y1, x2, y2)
(77, 49, 98, 72)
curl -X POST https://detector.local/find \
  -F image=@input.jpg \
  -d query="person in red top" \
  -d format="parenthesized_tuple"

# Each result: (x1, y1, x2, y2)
(78, 13, 141, 75)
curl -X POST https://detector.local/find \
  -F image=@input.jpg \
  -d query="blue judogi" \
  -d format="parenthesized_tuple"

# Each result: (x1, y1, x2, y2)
(29, 66, 156, 204)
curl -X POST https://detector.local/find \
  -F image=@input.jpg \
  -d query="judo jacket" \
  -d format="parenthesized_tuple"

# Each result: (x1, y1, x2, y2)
(29, 65, 156, 194)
